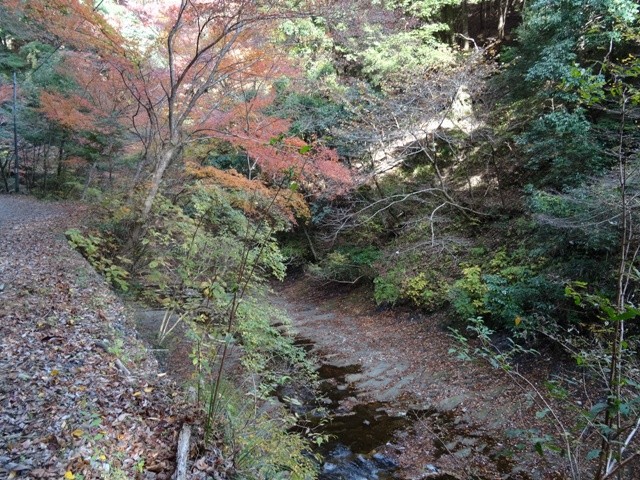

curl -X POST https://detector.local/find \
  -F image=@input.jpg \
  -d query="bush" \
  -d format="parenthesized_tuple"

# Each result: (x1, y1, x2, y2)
(308, 245, 381, 283)
(373, 268, 448, 310)
(449, 265, 487, 318)
(373, 269, 403, 306)
(403, 272, 449, 311)
(448, 251, 562, 332)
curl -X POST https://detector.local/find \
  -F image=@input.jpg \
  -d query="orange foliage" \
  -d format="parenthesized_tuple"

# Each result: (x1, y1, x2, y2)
(6, 0, 127, 58)
(39, 90, 100, 132)
(212, 98, 353, 199)
(38, 51, 129, 135)
(186, 162, 310, 223)
(6, 0, 354, 206)
(58, 52, 129, 120)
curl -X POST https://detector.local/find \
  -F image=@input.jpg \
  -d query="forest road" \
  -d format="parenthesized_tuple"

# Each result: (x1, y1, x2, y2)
(0, 194, 184, 480)
(0, 194, 70, 228)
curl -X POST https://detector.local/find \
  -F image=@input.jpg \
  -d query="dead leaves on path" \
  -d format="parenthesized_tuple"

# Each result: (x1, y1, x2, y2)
(0, 198, 190, 479)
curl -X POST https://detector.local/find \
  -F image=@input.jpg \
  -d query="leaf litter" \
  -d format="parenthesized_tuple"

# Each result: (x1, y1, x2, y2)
(0, 196, 201, 479)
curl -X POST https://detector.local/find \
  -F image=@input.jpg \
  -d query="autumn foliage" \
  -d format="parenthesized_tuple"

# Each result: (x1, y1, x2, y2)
(2, 0, 353, 219)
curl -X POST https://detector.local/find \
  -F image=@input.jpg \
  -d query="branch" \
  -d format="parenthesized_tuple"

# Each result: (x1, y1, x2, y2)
(173, 424, 192, 480)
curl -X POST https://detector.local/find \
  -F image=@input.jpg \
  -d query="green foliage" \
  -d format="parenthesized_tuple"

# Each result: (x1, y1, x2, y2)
(516, 109, 604, 188)
(270, 90, 347, 139)
(506, 0, 638, 97)
(237, 298, 315, 396)
(449, 265, 487, 318)
(134, 184, 287, 307)
(308, 245, 381, 283)
(528, 185, 620, 256)
(373, 268, 403, 306)
(65, 228, 129, 292)
(278, 235, 311, 268)
(204, 381, 319, 480)
(352, 25, 454, 87)
(451, 289, 640, 477)
(402, 271, 449, 310)
(500, 0, 639, 187)
(449, 316, 536, 367)
(448, 250, 561, 331)
(278, 0, 461, 90)
(373, 267, 448, 310)
(205, 151, 249, 174)
(89, 183, 320, 478)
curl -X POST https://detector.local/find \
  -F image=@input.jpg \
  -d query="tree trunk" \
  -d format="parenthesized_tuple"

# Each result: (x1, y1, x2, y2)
(43, 144, 49, 193)
(497, 0, 510, 39)
(461, 0, 470, 51)
(141, 145, 178, 220)
(12, 71, 19, 193)
(0, 154, 9, 192)
(128, 149, 149, 203)
(82, 161, 98, 200)
(57, 138, 66, 179)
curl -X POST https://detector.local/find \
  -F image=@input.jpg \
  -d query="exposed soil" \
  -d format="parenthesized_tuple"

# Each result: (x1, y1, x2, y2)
(274, 276, 568, 480)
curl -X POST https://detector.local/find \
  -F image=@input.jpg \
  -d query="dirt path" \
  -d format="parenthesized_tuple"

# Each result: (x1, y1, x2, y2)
(0, 195, 187, 479)
(276, 278, 564, 480)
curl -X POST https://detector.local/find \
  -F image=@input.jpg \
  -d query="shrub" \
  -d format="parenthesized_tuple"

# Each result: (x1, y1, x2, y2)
(308, 245, 381, 283)
(448, 251, 562, 332)
(403, 272, 449, 311)
(449, 265, 487, 319)
(373, 269, 403, 306)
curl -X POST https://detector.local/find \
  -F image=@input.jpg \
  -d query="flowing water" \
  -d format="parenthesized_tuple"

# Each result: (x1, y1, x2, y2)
(135, 307, 524, 480)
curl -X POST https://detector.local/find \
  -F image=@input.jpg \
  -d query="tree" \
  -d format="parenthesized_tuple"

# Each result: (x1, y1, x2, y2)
(461, 10, 640, 477)
(3, 0, 351, 214)
(501, 0, 639, 188)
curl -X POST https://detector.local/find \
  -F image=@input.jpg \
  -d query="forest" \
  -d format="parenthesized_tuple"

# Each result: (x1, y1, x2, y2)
(1, 0, 640, 479)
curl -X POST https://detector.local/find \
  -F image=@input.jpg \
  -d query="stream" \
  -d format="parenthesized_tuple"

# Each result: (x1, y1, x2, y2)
(291, 355, 409, 480)
(134, 280, 542, 480)
(281, 336, 462, 480)
(135, 308, 425, 479)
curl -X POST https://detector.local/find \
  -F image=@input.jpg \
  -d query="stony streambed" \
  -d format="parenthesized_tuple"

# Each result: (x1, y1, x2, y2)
(272, 280, 547, 480)
(134, 283, 545, 479)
